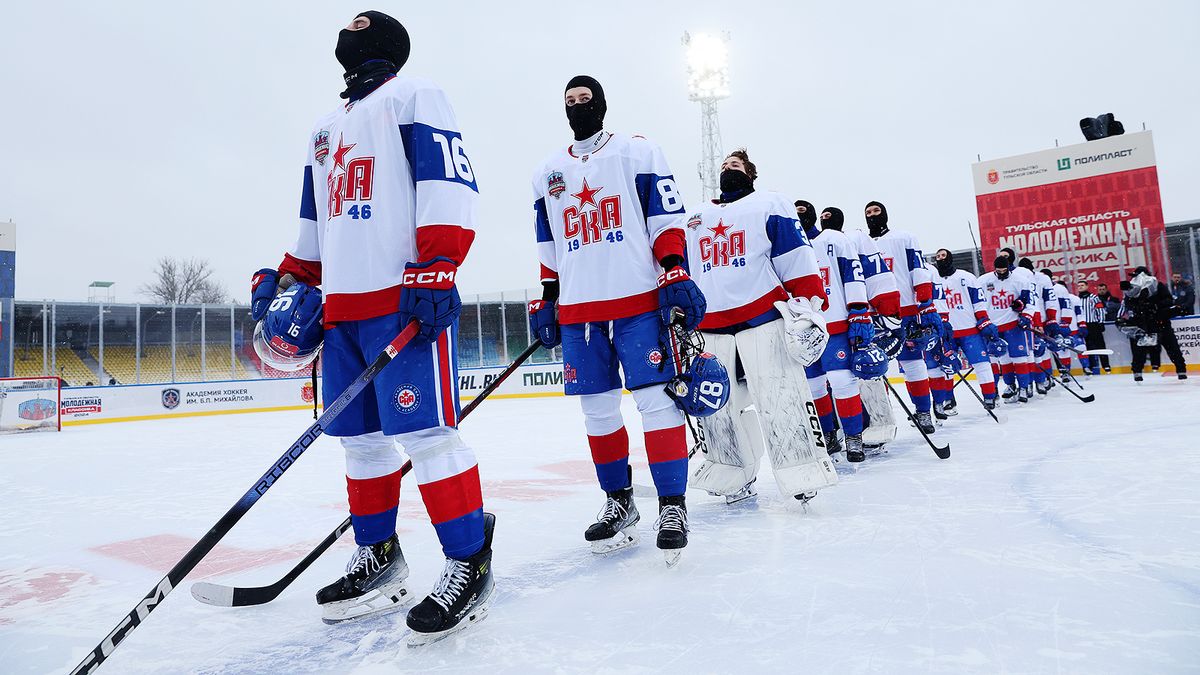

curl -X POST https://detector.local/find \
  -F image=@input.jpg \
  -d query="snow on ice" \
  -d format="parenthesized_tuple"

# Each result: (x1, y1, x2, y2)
(2, 376, 1199, 673)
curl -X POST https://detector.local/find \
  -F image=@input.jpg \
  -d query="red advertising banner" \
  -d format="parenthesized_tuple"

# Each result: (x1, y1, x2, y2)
(972, 131, 1166, 291)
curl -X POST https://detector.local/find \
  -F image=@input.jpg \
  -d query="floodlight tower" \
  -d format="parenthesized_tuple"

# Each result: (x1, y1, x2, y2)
(682, 31, 731, 202)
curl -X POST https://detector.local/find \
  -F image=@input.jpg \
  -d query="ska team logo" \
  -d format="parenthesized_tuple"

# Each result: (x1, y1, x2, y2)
(313, 130, 330, 166)
(686, 213, 703, 229)
(394, 385, 421, 414)
(547, 171, 566, 199)
(161, 388, 181, 410)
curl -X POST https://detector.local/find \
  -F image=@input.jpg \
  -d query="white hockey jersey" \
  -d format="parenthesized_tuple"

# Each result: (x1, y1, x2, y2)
(532, 131, 686, 324)
(808, 227, 867, 334)
(978, 271, 1033, 330)
(845, 229, 901, 317)
(1009, 266, 1041, 320)
(938, 269, 990, 336)
(873, 229, 932, 316)
(1054, 286, 1083, 332)
(684, 190, 825, 330)
(280, 76, 479, 322)
(1029, 270, 1058, 323)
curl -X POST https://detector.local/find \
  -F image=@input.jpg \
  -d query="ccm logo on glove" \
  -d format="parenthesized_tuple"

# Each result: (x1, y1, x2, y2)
(657, 267, 689, 287)
(402, 261, 457, 289)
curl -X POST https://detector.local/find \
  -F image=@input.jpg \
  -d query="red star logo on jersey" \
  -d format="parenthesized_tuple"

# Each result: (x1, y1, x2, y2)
(571, 178, 602, 209)
(709, 219, 730, 239)
(332, 134, 356, 171)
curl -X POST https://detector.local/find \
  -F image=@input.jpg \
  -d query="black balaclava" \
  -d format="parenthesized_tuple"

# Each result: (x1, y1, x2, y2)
(1018, 257, 1034, 271)
(565, 75, 606, 141)
(718, 168, 754, 202)
(794, 200, 817, 230)
(999, 247, 1017, 271)
(865, 200, 889, 237)
(335, 11, 410, 100)
(994, 255, 1010, 280)
(935, 249, 955, 277)
(821, 207, 845, 231)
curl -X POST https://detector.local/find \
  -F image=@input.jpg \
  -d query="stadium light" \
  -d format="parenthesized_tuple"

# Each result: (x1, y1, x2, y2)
(682, 31, 732, 201)
(683, 32, 731, 102)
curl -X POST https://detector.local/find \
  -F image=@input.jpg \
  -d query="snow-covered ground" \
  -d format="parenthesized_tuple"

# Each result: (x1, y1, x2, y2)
(2, 374, 1199, 674)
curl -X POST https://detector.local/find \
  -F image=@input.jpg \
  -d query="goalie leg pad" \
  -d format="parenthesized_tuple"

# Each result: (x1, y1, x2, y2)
(689, 332, 760, 496)
(858, 378, 897, 448)
(734, 320, 838, 497)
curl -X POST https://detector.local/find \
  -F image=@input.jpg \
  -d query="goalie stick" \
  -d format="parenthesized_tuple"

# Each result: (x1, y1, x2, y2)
(881, 377, 951, 459)
(71, 321, 422, 675)
(190, 340, 543, 609)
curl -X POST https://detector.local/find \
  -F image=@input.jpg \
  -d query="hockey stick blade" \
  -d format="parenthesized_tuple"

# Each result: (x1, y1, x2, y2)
(190, 341, 543, 609)
(951, 369, 1002, 424)
(72, 322, 422, 675)
(1081, 348, 1114, 356)
(882, 378, 950, 459)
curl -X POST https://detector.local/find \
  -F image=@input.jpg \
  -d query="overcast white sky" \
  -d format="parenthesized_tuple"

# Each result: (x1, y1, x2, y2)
(2, 1, 1198, 303)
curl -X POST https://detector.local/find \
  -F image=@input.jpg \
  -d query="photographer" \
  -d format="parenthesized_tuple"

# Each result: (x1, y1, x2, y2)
(1117, 270, 1188, 381)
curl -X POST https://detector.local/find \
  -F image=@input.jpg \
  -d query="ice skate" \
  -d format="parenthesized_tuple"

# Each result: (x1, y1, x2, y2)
(655, 495, 688, 568)
(406, 513, 495, 647)
(933, 403, 949, 421)
(1018, 384, 1032, 403)
(913, 411, 935, 434)
(844, 433, 866, 463)
(724, 478, 758, 505)
(584, 474, 640, 555)
(1134, 373, 1144, 383)
(823, 431, 842, 457)
(983, 397, 998, 411)
(316, 533, 412, 624)
(1001, 384, 1019, 400)
(1034, 380, 1049, 396)
(942, 399, 959, 415)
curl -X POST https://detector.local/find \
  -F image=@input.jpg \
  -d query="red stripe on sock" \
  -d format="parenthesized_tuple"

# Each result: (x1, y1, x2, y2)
(814, 393, 834, 417)
(645, 425, 687, 464)
(417, 464, 483, 525)
(905, 379, 931, 398)
(588, 427, 629, 465)
(834, 395, 863, 417)
(346, 469, 402, 517)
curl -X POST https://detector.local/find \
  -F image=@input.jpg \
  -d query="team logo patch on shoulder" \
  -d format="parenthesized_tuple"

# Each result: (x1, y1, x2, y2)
(547, 171, 566, 199)
(313, 130, 330, 166)
(394, 385, 421, 414)
(686, 213, 703, 229)
(985, 283, 995, 291)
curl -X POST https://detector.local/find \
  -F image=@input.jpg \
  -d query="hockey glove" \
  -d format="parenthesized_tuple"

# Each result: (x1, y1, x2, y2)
(399, 257, 462, 342)
(976, 318, 999, 341)
(917, 301, 941, 328)
(1043, 321, 1061, 338)
(1009, 298, 1026, 313)
(250, 268, 280, 321)
(1017, 313, 1032, 329)
(1076, 322, 1088, 339)
(658, 266, 706, 331)
(527, 299, 561, 348)
(774, 297, 829, 366)
(940, 320, 954, 343)
(846, 305, 874, 347)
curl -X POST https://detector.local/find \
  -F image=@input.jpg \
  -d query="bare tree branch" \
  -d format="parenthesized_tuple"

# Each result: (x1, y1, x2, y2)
(140, 257, 228, 304)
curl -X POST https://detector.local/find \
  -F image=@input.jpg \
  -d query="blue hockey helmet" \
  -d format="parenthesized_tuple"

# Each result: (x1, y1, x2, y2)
(666, 351, 730, 417)
(252, 283, 324, 371)
(986, 335, 1008, 358)
(851, 343, 890, 380)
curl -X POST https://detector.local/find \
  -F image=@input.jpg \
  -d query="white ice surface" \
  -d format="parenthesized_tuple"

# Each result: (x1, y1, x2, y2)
(2, 375, 1199, 674)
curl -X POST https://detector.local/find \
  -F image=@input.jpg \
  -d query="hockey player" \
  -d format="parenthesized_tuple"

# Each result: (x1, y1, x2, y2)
(923, 260, 958, 419)
(864, 201, 938, 433)
(249, 12, 493, 641)
(1018, 258, 1058, 394)
(1048, 272, 1085, 375)
(528, 75, 704, 562)
(801, 206, 874, 462)
(803, 200, 901, 450)
(978, 255, 1035, 403)
(680, 150, 835, 499)
(933, 249, 1000, 409)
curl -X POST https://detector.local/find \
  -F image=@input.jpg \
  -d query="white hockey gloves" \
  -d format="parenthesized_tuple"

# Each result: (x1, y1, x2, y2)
(773, 297, 829, 366)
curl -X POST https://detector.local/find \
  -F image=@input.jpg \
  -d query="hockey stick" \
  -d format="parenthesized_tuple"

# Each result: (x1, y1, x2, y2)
(1034, 360, 1095, 403)
(71, 321, 422, 675)
(950, 365, 974, 390)
(951, 368, 1002, 423)
(1022, 326, 1113, 357)
(1046, 349, 1087, 390)
(881, 377, 950, 459)
(190, 340, 543, 609)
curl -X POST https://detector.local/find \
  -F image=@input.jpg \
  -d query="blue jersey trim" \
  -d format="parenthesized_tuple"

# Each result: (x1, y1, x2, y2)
(398, 122, 479, 192)
(299, 165, 317, 221)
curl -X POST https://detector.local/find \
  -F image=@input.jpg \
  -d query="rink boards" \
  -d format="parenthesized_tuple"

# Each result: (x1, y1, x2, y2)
(52, 316, 1200, 427)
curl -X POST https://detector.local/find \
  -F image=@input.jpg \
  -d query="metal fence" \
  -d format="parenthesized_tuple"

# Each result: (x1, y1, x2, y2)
(6, 289, 560, 386)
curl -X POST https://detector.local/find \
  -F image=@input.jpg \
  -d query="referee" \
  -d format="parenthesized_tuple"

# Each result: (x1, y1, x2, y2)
(1076, 280, 1110, 374)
